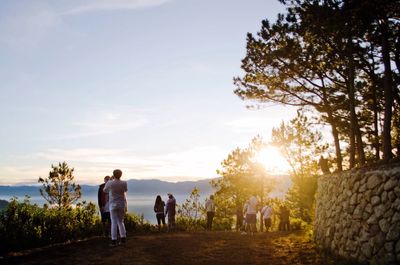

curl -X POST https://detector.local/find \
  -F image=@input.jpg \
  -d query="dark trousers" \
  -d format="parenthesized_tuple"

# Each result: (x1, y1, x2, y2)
(156, 213, 166, 226)
(206, 211, 215, 230)
(279, 220, 290, 231)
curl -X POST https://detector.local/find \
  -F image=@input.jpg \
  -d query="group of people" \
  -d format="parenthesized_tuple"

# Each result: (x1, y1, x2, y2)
(98, 169, 128, 247)
(242, 195, 291, 235)
(98, 170, 217, 246)
(153, 193, 177, 232)
(153, 194, 216, 231)
(98, 173, 290, 244)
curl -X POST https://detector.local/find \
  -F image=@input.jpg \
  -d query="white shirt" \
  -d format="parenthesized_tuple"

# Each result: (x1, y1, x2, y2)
(103, 179, 128, 211)
(246, 196, 258, 214)
(261, 205, 272, 219)
(104, 191, 110, 212)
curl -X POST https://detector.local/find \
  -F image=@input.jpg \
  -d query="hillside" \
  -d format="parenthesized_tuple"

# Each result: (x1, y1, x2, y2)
(0, 178, 215, 199)
(2, 231, 354, 265)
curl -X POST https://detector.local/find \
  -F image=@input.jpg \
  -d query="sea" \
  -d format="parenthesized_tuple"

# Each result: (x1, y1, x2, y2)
(0, 193, 197, 224)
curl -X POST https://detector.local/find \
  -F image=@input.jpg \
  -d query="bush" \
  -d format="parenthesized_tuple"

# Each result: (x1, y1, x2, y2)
(125, 213, 156, 233)
(0, 197, 101, 254)
(289, 217, 309, 230)
(175, 216, 206, 231)
(212, 217, 233, 231)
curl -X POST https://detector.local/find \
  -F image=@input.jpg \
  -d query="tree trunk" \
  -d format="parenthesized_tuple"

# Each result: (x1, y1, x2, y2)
(381, 18, 393, 161)
(372, 85, 380, 160)
(346, 37, 365, 167)
(326, 109, 343, 171)
(355, 120, 366, 165)
(347, 58, 356, 168)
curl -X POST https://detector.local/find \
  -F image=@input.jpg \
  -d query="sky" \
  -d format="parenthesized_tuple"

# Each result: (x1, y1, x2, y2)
(0, 0, 296, 185)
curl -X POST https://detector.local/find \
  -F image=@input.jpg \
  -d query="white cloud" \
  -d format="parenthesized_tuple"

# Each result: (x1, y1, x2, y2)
(63, 0, 172, 15)
(57, 107, 150, 139)
(0, 0, 172, 49)
(0, 144, 226, 185)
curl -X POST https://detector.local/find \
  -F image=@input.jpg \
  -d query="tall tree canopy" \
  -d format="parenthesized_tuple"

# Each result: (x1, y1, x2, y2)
(234, 0, 400, 170)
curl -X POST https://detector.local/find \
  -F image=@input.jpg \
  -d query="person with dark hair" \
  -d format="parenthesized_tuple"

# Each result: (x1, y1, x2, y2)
(165, 193, 176, 232)
(154, 195, 166, 231)
(205, 195, 215, 231)
(98, 176, 111, 237)
(104, 169, 128, 247)
(318, 156, 331, 174)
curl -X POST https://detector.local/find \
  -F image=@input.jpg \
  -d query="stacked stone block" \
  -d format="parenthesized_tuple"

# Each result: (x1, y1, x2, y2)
(315, 163, 400, 264)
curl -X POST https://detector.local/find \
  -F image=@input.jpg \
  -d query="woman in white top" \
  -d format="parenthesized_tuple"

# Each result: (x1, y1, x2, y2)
(103, 169, 128, 246)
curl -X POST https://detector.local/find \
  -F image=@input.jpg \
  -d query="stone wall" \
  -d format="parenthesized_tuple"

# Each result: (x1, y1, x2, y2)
(314, 163, 400, 264)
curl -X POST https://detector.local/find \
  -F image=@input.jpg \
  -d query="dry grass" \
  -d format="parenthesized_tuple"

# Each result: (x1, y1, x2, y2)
(2, 230, 355, 265)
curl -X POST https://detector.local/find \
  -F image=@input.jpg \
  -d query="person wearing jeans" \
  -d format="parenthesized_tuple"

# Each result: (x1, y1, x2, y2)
(104, 169, 128, 246)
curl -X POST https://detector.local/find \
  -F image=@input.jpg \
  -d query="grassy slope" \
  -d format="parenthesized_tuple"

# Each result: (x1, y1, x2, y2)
(2, 231, 357, 265)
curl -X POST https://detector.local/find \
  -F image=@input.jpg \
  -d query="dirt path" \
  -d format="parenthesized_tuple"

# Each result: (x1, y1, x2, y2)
(2, 231, 353, 265)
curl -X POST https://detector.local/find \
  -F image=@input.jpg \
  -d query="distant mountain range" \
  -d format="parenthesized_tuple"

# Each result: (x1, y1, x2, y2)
(0, 178, 215, 199)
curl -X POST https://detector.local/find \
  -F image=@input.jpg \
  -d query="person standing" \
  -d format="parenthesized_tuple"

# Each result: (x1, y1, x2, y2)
(244, 195, 258, 235)
(154, 195, 166, 231)
(279, 205, 290, 231)
(104, 169, 128, 246)
(318, 155, 331, 174)
(165, 193, 176, 232)
(260, 202, 273, 232)
(205, 195, 215, 231)
(98, 176, 111, 237)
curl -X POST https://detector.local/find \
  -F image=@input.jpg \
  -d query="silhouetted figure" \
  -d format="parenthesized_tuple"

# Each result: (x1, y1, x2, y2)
(98, 176, 111, 237)
(318, 156, 331, 174)
(154, 195, 166, 231)
(236, 204, 244, 232)
(165, 193, 176, 232)
(279, 205, 290, 231)
(205, 195, 215, 231)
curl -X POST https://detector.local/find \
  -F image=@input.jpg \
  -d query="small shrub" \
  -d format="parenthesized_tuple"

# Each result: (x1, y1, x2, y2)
(289, 217, 308, 230)
(0, 197, 101, 254)
(125, 212, 156, 233)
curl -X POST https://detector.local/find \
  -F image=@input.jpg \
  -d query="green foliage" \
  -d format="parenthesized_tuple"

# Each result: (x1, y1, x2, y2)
(177, 187, 205, 231)
(271, 112, 325, 222)
(0, 197, 101, 254)
(0, 198, 157, 254)
(175, 216, 206, 231)
(289, 217, 308, 231)
(38, 162, 81, 210)
(212, 136, 276, 230)
(234, 0, 400, 168)
(124, 213, 156, 233)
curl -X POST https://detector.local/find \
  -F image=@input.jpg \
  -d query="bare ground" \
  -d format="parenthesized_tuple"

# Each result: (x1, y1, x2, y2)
(1, 231, 355, 265)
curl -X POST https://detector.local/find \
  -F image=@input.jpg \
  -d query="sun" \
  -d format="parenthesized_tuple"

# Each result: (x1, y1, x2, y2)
(254, 146, 290, 175)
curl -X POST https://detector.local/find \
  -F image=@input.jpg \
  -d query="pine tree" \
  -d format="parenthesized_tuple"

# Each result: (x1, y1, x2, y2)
(38, 162, 81, 210)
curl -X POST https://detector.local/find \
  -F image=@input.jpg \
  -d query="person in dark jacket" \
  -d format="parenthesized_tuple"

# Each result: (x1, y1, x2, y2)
(154, 195, 166, 231)
(98, 175, 111, 237)
(165, 193, 176, 232)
